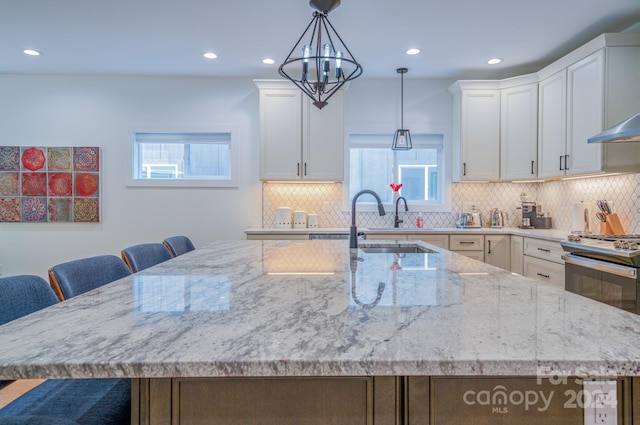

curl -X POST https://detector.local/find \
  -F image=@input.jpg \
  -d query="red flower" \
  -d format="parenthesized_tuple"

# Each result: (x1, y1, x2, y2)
(389, 183, 403, 192)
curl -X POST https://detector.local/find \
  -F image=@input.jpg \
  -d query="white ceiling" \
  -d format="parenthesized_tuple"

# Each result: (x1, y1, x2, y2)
(1, 0, 640, 80)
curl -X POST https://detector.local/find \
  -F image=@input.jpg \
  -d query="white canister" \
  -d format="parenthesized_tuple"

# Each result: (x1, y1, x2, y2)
(293, 210, 307, 228)
(275, 207, 292, 229)
(307, 213, 318, 228)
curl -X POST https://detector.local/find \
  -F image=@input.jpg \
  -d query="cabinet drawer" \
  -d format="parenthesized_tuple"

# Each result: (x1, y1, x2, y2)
(450, 234, 484, 250)
(523, 255, 565, 288)
(523, 237, 564, 264)
(407, 234, 449, 249)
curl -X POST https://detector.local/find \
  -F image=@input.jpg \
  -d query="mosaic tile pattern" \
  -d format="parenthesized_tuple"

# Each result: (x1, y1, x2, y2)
(0, 146, 101, 223)
(262, 173, 640, 234)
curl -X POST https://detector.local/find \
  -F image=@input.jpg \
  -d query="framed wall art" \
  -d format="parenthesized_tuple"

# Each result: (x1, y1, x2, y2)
(0, 146, 101, 223)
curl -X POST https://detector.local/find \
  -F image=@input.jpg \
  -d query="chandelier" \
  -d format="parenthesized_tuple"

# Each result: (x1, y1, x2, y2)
(278, 0, 363, 109)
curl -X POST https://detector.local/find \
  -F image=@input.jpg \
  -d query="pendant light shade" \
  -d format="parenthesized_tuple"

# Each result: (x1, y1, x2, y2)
(392, 67, 412, 150)
(278, 0, 363, 109)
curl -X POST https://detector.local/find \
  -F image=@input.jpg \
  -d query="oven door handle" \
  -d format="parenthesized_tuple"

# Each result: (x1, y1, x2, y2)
(562, 254, 637, 279)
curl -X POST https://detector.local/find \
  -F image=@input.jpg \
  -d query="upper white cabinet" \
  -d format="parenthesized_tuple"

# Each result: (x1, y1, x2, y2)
(500, 79, 538, 180)
(537, 34, 640, 178)
(255, 80, 344, 181)
(449, 82, 500, 181)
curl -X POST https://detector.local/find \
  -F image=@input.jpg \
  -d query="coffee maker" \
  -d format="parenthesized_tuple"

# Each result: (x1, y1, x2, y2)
(521, 202, 552, 229)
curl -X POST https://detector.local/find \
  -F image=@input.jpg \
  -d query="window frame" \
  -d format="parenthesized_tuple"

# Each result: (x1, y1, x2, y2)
(343, 126, 452, 213)
(126, 125, 240, 188)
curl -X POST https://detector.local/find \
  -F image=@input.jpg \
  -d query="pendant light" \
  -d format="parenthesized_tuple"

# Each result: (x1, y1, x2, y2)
(392, 67, 412, 150)
(278, 0, 363, 109)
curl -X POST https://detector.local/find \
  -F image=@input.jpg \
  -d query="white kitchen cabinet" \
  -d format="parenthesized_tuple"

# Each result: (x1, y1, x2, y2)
(407, 234, 449, 250)
(255, 80, 344, 181)
(484, 235, 510, 271)
(450, 234, 485, 262)
(537, 35, 640, 178)
(523, 255, 565, 288)
(510, 235, 524, 275)
(449, 82, 500, 181)
(500, 81, 538, 180)
(522, 237, 564, 287)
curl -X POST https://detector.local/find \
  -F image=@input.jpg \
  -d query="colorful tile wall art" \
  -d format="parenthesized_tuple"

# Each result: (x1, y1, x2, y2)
(0, 146, 100, 222)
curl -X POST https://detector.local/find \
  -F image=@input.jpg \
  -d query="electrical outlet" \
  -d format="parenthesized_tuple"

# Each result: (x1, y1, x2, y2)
(462, 201, 477, 213)
(583, 380, 617, 425)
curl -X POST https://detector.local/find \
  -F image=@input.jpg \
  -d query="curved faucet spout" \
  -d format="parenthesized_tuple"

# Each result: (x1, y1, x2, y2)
(394, 196, 408, 228)
(350, 189, 386, 248)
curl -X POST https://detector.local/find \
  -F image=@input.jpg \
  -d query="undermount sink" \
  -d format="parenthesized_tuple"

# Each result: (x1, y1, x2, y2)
(359, 246, 435, 254)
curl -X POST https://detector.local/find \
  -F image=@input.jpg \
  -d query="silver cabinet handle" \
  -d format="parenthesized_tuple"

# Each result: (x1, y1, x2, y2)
(537, 272, 550, 279)
(537, 247, 551, 253)
(459, 241, 475, 245)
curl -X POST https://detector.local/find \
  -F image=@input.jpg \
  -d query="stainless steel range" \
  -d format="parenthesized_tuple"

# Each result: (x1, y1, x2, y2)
(561, 234, 640, 313)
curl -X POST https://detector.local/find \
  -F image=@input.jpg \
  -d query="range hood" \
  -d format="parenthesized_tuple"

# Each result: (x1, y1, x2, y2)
(588, 113, 640, 143)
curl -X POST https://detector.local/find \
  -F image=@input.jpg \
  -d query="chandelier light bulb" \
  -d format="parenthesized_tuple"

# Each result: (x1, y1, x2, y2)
(335, 50, 343, 78)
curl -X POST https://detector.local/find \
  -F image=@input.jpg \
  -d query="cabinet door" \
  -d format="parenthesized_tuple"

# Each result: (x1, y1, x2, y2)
(459, 91, 500, 181)
(485, 235, 510, 271)
(510, 235, 524, 275)
(259, 88, 303, 180)
(303, 91, 344, 181)
(537, 70, 567, 179)
(500, 83, 538, 180)
(566, 50, 604, 176)
(453, 250, 485, 262)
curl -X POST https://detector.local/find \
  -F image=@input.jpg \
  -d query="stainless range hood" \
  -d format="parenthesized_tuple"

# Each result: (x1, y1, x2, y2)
(588, 113, 640, 143)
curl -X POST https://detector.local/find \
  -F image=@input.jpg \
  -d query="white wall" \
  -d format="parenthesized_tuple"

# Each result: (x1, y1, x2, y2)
(0, 74, 457, 278)
(0, 74, 262, 277)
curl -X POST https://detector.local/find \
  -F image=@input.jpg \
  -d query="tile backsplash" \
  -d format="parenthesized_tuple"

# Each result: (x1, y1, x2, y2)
(263, 173, 640, 234)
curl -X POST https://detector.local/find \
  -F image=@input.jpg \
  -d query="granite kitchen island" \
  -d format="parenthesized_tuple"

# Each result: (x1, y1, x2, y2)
(1, 239, 640, 424)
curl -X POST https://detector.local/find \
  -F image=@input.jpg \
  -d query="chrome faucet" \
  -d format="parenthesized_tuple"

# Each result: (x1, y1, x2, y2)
(394, 196, 408, 228)
(350, 189, 386, 248)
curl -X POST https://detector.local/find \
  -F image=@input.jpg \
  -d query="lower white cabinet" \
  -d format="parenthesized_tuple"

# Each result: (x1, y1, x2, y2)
(523, 255, 565, 288)
(484, 235, 510, 271)
(450, 234, 485, 262)
(407, 234, 449, 250)
(510, 235, 524, 275)
(522, 237, 565, 287)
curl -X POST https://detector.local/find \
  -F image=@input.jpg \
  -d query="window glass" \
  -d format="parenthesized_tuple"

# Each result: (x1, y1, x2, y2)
(130, 132, 237, 187)
(348, 133, 445, 208)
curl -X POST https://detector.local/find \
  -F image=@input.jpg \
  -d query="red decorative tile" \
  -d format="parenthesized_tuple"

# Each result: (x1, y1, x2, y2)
(74, 173, 99, 197)
(22, 173, 47, 196)
(0, 172, 19, 196)
(21, 147, 46, 171)
(48, 173, 73, 196)
(73, 147, 99, 172)
(48, 198, 72, 222)
(0, 146, 20, 171)
(0, 198, 21, 222)
(73, 198, 99, 222)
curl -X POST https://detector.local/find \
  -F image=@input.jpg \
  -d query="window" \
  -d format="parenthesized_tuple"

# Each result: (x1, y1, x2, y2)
(347, 133, 450, 211)
(129, 131, 238, 187)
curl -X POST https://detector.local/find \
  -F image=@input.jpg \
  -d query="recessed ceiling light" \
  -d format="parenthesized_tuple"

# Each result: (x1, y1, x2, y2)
(487, 58, 502, 65)
(262, 58, 276, 65)
(406, 48, 420, 55)
(203, 52, 218, 59)
(23, 49, 42, 56)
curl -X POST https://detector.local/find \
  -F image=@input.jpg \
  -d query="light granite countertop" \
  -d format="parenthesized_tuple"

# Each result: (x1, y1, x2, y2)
(245, 227, 570, 242)
(0, 239, 639, 380)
